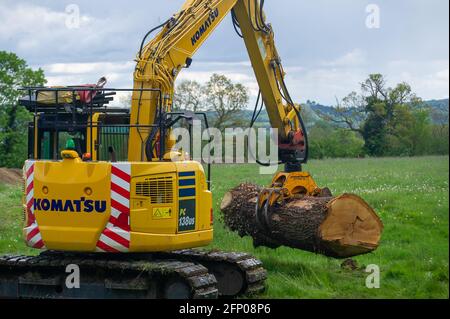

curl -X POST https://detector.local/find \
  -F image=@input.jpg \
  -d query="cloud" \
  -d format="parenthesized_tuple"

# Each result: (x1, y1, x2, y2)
(43, 61, 134, 76)
(286, 67, 366, 105)
(386, 59, 449, 100)
(178, 61, 260, 96)
(2, 1, 447, 107)
(41, 61, 135, 92)
(322, 49, 367, 67)
(0, 2, 93, 49)
(0, 1, 139, 64)
(178, 53, 368, 105)
(38, 56, 449, 110)
(0, 4, 69, 37)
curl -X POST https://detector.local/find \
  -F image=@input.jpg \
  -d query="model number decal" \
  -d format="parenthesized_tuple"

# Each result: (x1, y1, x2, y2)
(178, 199, 196, 232)
(179, 215, 195, 227)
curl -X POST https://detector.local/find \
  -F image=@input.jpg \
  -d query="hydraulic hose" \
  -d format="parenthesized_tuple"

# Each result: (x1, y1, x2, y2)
(139, 19, 171, 59)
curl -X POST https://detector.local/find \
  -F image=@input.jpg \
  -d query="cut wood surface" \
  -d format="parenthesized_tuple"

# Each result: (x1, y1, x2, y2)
(220, 183, 383, 259)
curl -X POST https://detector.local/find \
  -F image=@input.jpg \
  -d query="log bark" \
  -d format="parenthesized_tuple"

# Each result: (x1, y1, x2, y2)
(220, 183, 383, 259)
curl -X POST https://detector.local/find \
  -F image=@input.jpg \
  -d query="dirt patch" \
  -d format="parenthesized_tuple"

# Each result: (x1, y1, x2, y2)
(0, 168, 23, 185)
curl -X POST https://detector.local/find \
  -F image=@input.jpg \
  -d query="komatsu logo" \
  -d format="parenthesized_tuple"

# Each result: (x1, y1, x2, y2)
(191, 8, 219, 46)
(34, 198, 107, 213)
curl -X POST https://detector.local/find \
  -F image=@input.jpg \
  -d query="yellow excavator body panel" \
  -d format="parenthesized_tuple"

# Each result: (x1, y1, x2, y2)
(23, 157, 213, 253)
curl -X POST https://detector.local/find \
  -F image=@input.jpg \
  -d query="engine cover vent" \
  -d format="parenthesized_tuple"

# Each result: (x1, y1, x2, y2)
(135, 177, 174, 204)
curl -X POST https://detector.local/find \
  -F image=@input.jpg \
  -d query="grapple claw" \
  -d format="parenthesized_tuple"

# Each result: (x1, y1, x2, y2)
(255, 188, 289, 231)
(255, 171, 325, 231)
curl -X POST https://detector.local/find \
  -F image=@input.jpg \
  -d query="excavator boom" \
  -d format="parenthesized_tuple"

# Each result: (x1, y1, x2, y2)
(130, 0, 308, 167)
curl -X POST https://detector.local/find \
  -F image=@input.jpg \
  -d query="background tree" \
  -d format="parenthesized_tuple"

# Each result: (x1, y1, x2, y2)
(174, 74, 249, 131)
(205, 74, 249, 130)
(173, 80, 204, 112)
(429, 123, 449, 155)
(318, 74, 430, 157)
(0, 51, 46, 168)
(308, 120, 365, 159)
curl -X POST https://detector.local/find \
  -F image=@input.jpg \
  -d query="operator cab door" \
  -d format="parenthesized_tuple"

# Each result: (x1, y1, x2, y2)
(29, 113, 88, 160)
(37, 130, 86, 160)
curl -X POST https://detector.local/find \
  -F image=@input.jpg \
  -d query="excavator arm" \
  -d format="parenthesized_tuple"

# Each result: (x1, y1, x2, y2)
(129, 0, 308, 170)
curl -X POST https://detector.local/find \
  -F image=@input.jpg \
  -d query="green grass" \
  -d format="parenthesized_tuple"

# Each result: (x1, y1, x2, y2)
(0, 183, 36, 256)
(0, 156, 448, 298)
(206, 156, 449, 299)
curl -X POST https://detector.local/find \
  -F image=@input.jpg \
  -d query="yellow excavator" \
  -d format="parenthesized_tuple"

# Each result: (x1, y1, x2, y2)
(0, 0, 324, 299)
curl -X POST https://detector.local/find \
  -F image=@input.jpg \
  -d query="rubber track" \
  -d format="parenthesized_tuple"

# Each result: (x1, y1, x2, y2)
(157, 249, 267, 297)
(0, 252, 218, 299)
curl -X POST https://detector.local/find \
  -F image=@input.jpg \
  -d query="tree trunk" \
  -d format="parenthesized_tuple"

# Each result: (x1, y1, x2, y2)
(220, 183, 383, 259)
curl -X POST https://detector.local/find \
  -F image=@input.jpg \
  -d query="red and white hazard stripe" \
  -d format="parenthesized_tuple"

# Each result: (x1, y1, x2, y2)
(96, 163, 131, 253)
(24, 160, 46, 249)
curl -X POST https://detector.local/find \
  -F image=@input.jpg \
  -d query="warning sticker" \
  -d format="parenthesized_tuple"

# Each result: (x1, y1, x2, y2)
(152, 207, 172, 219)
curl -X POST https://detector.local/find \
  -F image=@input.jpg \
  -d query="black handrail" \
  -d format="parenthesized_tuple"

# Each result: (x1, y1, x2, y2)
(21, 86, 213, 189)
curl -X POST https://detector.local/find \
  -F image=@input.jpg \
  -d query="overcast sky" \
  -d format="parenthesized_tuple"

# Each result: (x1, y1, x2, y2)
(0, 0, 448, 105)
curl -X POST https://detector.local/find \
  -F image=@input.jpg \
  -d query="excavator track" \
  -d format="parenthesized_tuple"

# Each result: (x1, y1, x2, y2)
(0, 252, 218, 299)
(0, 250, 267, 299)
(157, 249, 267, 298)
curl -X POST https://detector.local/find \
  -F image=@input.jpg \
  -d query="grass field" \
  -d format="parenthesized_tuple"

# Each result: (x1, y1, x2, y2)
(0, 156, 448, 298)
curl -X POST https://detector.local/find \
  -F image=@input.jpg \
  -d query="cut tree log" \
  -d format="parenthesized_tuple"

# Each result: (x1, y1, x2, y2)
(220, 183, 383, 259)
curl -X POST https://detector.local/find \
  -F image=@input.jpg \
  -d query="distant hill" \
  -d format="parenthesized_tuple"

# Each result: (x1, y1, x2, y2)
(306, 99, 449, 126)
(425, 99, 449, 112)
(307, 103, 336, 118)
(198, 98, 448, 127)
(425, 99, 449, 125)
